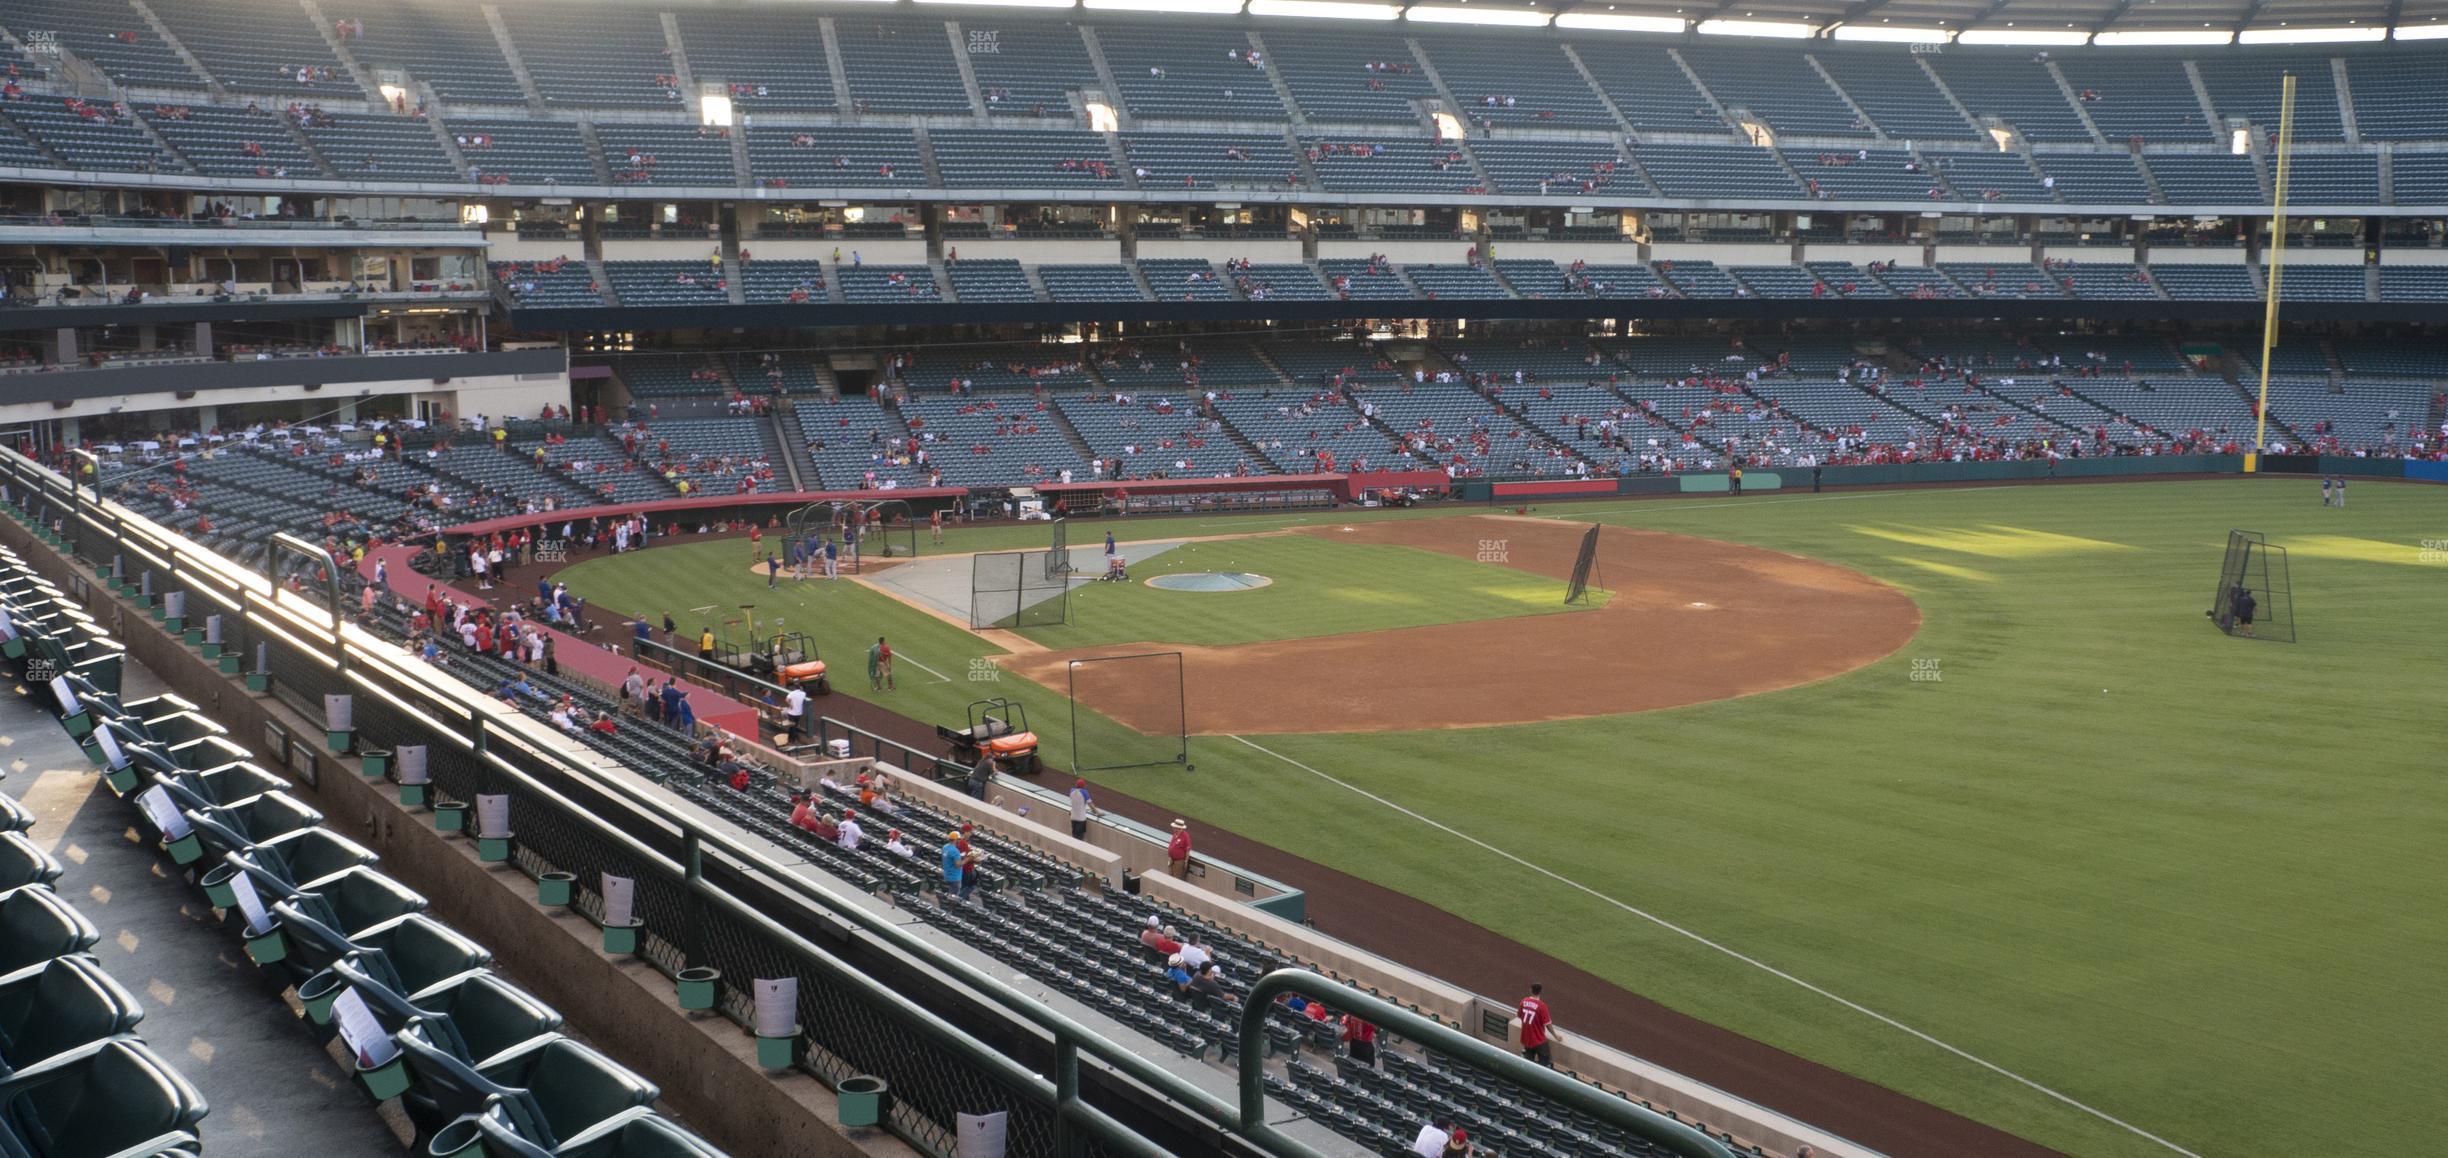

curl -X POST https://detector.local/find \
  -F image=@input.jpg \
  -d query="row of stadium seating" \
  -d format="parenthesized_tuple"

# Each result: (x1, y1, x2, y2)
(0, 554, 215, 1156)
(495, 257, 2445, 307)
(0, 505, 732, 1156)
(9, 98, 2428, 207)
(9, 0, 2443, 148)
(62, 348, 2433, 533)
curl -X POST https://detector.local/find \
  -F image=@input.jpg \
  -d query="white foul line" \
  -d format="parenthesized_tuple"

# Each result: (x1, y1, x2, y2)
(891, 652, 956, 684)
(1223, 732, 2203, 1158)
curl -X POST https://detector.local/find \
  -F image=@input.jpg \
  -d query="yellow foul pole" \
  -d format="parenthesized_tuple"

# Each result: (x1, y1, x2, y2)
(2251, 72, 2297, 460)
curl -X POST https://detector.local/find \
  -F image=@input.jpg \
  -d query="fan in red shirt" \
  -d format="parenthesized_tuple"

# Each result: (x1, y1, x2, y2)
(1516, 983, 1556, 1067)
(1339, 1011, 1379, 1067)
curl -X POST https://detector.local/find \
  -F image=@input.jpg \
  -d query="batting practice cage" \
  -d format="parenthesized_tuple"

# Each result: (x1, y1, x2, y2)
(783, 499, 918, 574)
(2208, 529, 2296, 643)
(1046, 517, 1074, 581)
(971, 549, 1072, 630)
(1068, 651, 1190, 772)
(1565, 524, 1603, 605)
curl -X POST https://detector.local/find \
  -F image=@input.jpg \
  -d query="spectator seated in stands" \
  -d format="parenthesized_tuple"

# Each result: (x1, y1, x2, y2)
(1139, 915, 1181, 955)
(1191, 962, 1232, 1002)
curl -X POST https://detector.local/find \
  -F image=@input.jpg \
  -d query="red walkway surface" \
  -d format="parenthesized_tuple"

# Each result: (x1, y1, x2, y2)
(359, 545, 760, 736)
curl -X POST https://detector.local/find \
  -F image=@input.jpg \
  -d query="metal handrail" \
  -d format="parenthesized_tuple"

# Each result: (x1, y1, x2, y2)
(265, 532, 347, 674)
(1237, 970, 1736, 1158)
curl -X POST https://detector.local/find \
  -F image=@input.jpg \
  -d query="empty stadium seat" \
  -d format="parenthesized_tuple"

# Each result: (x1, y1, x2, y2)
(1, 101, 182, 173)
(347, 0, 527, 106)
(1815, 47, 1980, 140)
(147, 0, 352, 97)
(0, 887, 99, 976)
(947, 259, 1037, 303)
(1631, 143, 1799, 199)
(933, 129, 1118, 188)
(1121, 133, 1296, 191)
(836, 18, 972, 115)
(967, 24, 1099, 121)
(1303, 139, 1479, 194)
(1425, 36, 1615, 129)
(303, 112, 460, 182)
(745, 126, 921, 189)
(1, 0, 200, 90)
(1101, 25, 1288, 121)
(1038, 265, 1147, 303)
(0, 1039, 206, 1157)
(2057, 55, 2217, 143)
(1926, 50, 2089, 143)
(0, 956, 144, 1079)
(456, 120, 599, 185)
(1683, 44, 1870, 137)
(499, 4, 681, 109)
(2032, 152, 2154, 203)
(2145, 153, 2264, 203)
(2151, 263, 2259, 299)
(677, 8, 837, 112)
(0, 835, 60, 894)
(2198, 52, 2346, 141)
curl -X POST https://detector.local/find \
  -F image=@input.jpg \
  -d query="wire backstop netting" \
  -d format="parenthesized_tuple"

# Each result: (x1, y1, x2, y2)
(971, 550, 1070, 630)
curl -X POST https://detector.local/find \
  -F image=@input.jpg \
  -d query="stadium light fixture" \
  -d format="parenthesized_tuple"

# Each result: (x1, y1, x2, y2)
(1697, 17, 1817, 36)
(1407, 4, 1551, 26)
(1956, 28, 2089, 44)
(2094, 29, 2233, 45)
(1248, 0, 1402, 18)
(2238, 25, 2384, 43)
(2396, 21, 2448, 38)
(1830, 24, 1953, 41)
(1087, 0, 1245, 11)
(1554, 12, 1685, 31)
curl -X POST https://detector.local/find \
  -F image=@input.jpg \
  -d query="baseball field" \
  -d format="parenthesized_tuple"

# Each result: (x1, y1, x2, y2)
(551, 477, 2443, 1158)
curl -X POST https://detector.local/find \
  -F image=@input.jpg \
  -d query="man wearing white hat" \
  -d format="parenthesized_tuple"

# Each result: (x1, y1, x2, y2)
(1166, 818, 1192, 878)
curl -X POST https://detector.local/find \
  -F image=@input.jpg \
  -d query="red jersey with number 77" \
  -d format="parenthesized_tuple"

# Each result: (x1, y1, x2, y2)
(1518, 995, 1552, 1048)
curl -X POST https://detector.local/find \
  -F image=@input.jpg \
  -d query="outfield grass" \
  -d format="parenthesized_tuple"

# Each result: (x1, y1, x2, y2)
(1024, 534, 1584, 648)
(555, 479, 2446, 1158)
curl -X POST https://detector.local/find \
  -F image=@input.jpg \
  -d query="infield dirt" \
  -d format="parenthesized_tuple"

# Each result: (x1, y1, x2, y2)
(999, 514, 1921, 733)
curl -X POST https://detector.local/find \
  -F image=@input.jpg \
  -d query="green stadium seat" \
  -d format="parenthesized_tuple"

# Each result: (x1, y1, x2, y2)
(401, 1034, 659, 1150)
(462, 1107, 724, 1157)
(480, 1038, 663, 1150)
(186, 761, 294, 808)
(330, 959, 564, 1068)
(299, 914, 494, 1001)
(291, 868, 429, 936)
(0, 1039, 206, 1158)
(0, 838, 59, 894)
(0, 888, 98, 976)
(266, 869, 433, 988)
(0, 956, 145, 1078)
(184, 790, 324, 858)
(239, 826, 378, 890)
(0, 797, 31, 836)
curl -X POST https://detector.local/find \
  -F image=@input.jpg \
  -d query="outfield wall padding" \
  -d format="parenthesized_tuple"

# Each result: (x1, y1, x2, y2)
(2318, 456, 2413, 478)
(1679, 472, 1783, 494)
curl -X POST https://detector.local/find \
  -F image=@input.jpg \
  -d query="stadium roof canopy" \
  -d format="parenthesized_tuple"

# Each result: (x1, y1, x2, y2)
(1064, 0, 2448, 40)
